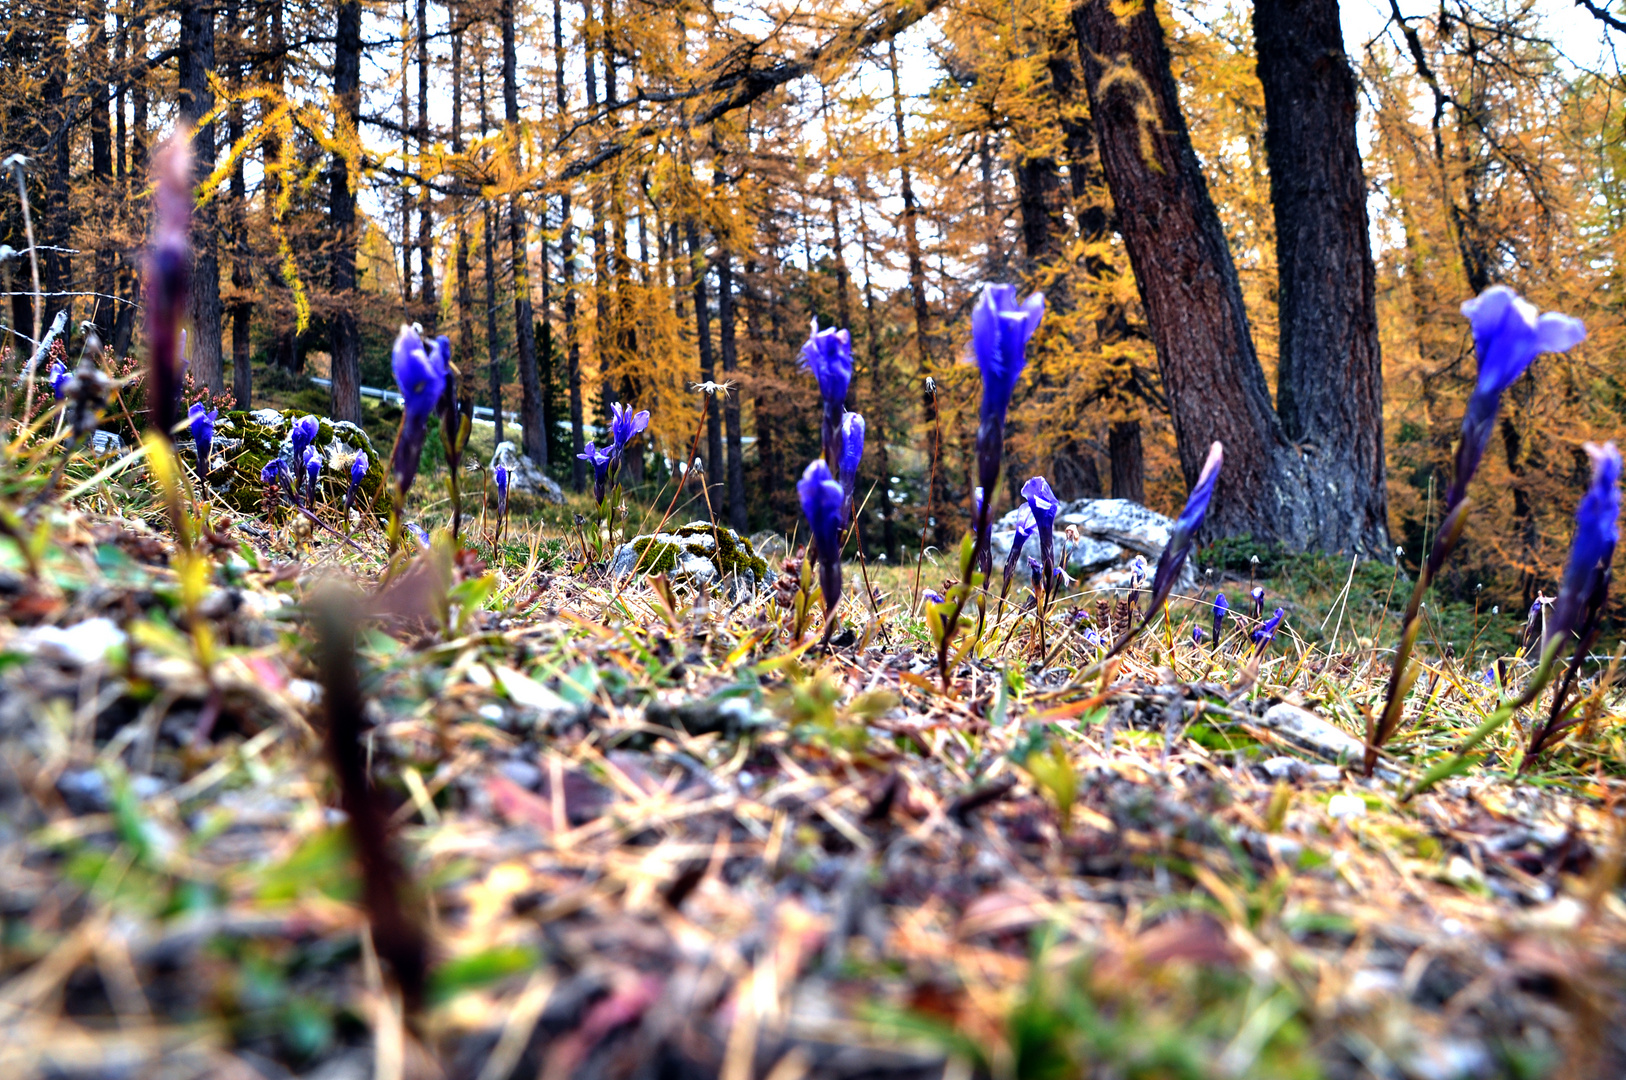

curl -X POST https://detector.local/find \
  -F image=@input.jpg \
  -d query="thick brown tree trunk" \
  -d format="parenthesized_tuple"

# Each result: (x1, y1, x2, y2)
(1254, 0, 1389, 554)
(328, 0, 363, 424)
(502, 0, 544, 466)
(1073, 0, 1385, 554)
(179, 0, 223, 394)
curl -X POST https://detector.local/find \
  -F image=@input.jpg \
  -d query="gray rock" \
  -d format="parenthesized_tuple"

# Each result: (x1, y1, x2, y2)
(610, 521, 768, 588)
(989, 496, 1196, 595)
(90, 429, 126, 458)
(490, 441, 564, 503)
(1258, 703, 1365, 766)
(751, 530, 789, 562)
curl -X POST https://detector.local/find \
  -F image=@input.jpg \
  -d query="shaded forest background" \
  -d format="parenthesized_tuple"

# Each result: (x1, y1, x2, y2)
(2, 0, 1623, 619)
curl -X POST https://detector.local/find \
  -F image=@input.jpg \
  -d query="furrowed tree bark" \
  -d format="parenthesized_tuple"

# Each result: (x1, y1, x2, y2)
(179, 0, 223, 395)
(556, 0, 584, 491)
(1254, 0, 1389, 554)
(502, 0, 544, 466)
(328, 0, 363, 424)
(1073, 0, 1385, 554)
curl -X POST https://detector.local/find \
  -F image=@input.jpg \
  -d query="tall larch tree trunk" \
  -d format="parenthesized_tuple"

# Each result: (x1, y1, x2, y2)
(712, 157, 746, 530)
(179, 0, 223, 394)
(556, 0, 585, 491)
(1254, 0, 1389, 553)
(478, 41, 504, 447)
(451, 7, 476, 378)
(502, 0, 545, 466)
(39, 5, 71, 332)
(398, 5, 412, 314)
(687, 215, 721, 515)
(226, 0, 252, 407)
(1072, 0, 1385, 554)
(329, 0, 363, 424)
(264, 0, 296, 376)
(90, 0, 115, 342)
(115, 0, 150, 358)
(858, 217, 899, 563)
(416, 0, 437, 333)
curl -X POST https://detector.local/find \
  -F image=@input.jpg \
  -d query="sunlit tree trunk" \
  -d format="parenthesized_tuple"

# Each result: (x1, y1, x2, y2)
(1074, 0, 1387, 555)
(179, 0, 222, 394)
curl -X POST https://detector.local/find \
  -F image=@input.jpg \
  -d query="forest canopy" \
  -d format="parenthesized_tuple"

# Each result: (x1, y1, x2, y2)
(1, 0, 1623, 619)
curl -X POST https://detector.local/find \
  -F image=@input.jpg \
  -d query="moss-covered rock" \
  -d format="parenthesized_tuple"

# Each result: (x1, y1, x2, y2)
(192, 409, 386, 517)
(609, 521, 768, 588)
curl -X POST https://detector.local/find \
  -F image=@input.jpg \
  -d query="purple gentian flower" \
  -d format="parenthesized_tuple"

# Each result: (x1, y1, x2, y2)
(922, 589, 946, 605)
(1251, 586, 1265, 619)
(1028, 555, 1043, 595)
(495, 464, 510, 526)
(290, 414, 319, 467)
(407, 522, 431, 548)
(971, 284, 1045, 567)
(798, 459, 845, 616)
(1002, 506, 1037, 598)
(1545, 442, 1619, 653)
(1252, 608, 1285, 650)
(799, 319, 853, 470)
(577, 441, 614, 503)
(1211, 593, 1229, 645)
(839, 411, 865, 518)
(344, 451, 368, 513)
(260, 458, 285, 486)
(390, 323, 446, 497)
(1021, 476, 1060, 598)
(1193, 627, 1205, 646)
(188, 403, 217, 475)
(48, 359, 70, 399)
(302, 445, 321, 506)
(1452, 287, 1586, 508)
(144, 135, 192, 440)
(608, 402, 650, 460)
(1146, 441, 1223, 617)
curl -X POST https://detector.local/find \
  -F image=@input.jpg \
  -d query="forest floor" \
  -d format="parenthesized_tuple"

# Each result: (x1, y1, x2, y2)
(1, 448, 1625, 1080)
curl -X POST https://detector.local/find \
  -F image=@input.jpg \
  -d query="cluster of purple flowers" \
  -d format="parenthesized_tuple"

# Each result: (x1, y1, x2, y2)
(576, 401, 650, 505)
(795, 318, 867, 619)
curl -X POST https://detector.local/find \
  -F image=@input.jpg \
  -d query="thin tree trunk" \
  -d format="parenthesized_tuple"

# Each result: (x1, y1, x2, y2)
(226, 0, 252, 407)
(452, 7, 476, 378)
(1108, 422, 1144, 503)
(329, 0, 363, 424)
(399, 2, 412, 313)
(478, 43, 504, 447)
(687, 217, 721, 515)
(858, 217, 898, 563)
(90, 0, 115, 341)
(503, 0, 544, 466)
(1073, 0, 1380, 553)
(180, 0, 223, 394)
(556, 0, 584, 491)
(40, 5, 71, 330)
(1254, 0, 1389, 554)
(416, 0, 437, 333)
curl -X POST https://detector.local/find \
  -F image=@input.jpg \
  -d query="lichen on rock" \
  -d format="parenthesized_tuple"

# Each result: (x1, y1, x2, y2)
(609, 521, 768, 588)
(195, 409, 386, 516)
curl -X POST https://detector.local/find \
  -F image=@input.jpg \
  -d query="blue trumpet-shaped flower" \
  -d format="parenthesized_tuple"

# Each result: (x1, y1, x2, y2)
(260, 458, 285, 487)
(1253, 608, 1285, 649)
(609, 402, 650, 460)
(1546, 442, 1619, 651)
(922, 589, 946, 606)
(495, 464, 510, 524)
(389, 324, 445, 499)
(972, 284, 1045, 562)
(798, 459, 845, 616)
(1143, 441, 1222, 619)
(1211, 593, 1229, 644)
(1193, 627, 1206, 646)
(407, 522, 431, 548)
(577, 441, 614, 504)
(48, 359, 70, 399)
(344, 452, 368, 513)
(1250, 586, 1265, 619)
(1021, 476, 1060, 596)
(839, 411, 865, 517)
(800, 319, 853, 468)
(302, 445, 321, 506)
(1003, 507, 1037, 596)
(1452, 287, 1586, 507)
(188, 403, 217, 474)
(290, 414, 319, 468)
